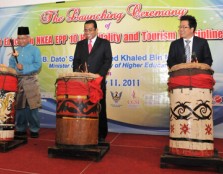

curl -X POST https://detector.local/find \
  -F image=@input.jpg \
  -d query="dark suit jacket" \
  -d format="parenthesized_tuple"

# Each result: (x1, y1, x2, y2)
(167, 36, 213, 68)
(73, 37, 112, 78)
(73, 37, 112, 139)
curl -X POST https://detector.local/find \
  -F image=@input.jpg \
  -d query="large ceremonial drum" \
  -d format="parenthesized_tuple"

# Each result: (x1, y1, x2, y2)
(0, 65, 17, 141)
(168, 63, 215, 157)
(55, 72, 102, 147)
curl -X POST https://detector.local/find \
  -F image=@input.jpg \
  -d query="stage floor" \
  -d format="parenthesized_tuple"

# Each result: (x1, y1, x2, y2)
(0, 128, 222, 174)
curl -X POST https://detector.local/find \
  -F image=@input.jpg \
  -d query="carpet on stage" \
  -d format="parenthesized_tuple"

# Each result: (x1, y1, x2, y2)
(0, 128, 222, 174)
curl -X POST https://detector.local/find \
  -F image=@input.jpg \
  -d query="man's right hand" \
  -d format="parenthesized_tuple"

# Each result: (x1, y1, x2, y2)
(12, 50, 19, 57)
(16, 63, 23, 70)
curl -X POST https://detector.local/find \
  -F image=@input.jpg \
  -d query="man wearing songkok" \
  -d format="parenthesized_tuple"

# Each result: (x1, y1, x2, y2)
(9, 26, 42, 138)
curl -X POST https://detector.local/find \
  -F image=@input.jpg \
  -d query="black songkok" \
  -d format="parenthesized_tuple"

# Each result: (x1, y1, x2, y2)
(17, 27, 29, 35)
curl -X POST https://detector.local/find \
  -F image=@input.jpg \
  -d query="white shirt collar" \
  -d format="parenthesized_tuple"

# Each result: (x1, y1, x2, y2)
(89, 36, 97, 46)
(184, 36, 194, 43)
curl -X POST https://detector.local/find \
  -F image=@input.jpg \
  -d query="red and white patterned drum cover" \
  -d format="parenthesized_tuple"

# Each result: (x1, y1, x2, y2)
(168, 63, 215, 157)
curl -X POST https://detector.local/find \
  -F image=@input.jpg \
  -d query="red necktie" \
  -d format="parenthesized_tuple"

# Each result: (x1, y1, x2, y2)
(88, 39, 92, 53)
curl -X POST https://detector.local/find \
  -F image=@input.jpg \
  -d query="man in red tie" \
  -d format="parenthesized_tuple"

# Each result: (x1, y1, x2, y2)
(73, 20, 113, 143)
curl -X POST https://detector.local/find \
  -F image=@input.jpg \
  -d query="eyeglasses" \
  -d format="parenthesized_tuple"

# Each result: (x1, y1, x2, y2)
(84, 28, 95, 32)
(178, 26, 190, 29)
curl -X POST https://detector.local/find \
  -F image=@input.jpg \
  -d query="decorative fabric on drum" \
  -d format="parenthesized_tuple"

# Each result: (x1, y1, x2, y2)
(88, 76, 103, 103)
(168, 74, 215, 90)
(56, 79, 88, 96)
(56, 76, 103, 103)
(0, 75, 18, 92)
(168, 63, 215, 90)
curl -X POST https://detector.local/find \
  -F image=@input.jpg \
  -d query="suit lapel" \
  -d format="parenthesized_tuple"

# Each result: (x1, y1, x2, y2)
(83, 39, 89, 55)
(179, 38, 185, 59)
(192, 36, 198, 54)
(179, 38, 185, 52)
(179, 38, 186, 61)
(90, 37, 100, 54)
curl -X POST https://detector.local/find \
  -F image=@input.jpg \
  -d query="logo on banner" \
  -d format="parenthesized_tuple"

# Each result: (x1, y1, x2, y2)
(110, 91, 122, 107)
(213, 95, 223, 106)
(127, 90, 140, 108)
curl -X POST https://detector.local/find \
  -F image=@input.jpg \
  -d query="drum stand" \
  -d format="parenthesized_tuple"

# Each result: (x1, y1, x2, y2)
(48, 141, 110, 161)
(160, 146, 223, 173)
(0, 135, 27, 152)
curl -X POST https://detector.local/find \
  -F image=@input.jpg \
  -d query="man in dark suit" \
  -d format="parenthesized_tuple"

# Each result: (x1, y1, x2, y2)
(73, 20, 112, 142)
(167, 15, 213, 68)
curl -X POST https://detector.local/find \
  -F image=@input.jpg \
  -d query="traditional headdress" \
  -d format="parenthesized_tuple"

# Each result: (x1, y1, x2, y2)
(17, 27, 29, 35)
